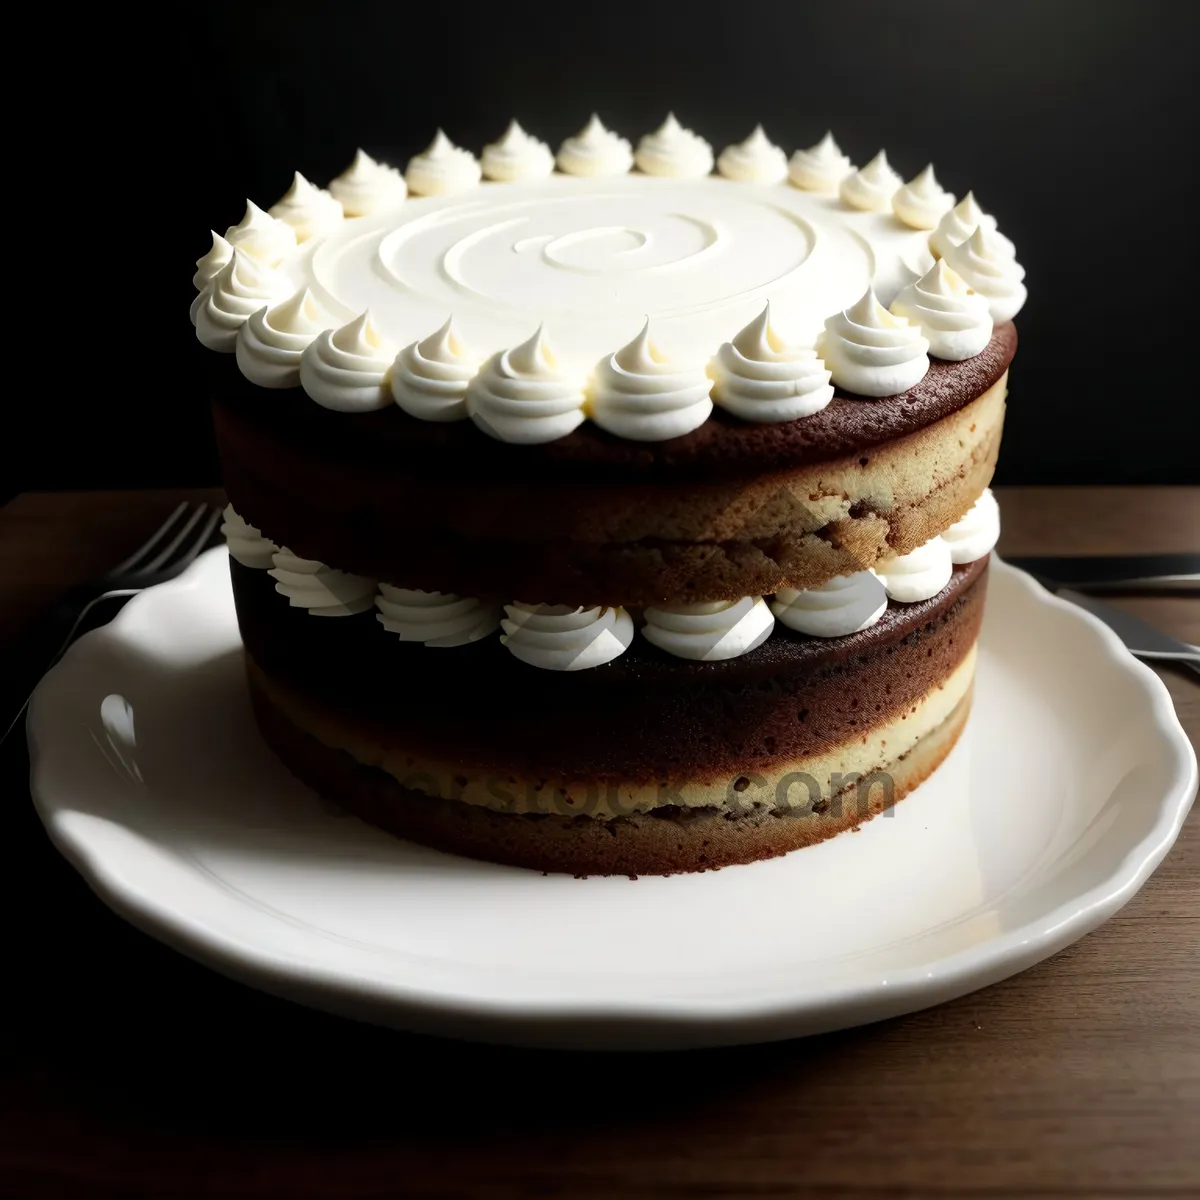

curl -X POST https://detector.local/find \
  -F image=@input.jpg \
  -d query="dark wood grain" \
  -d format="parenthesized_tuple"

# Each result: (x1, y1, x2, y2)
(1, 487, 1197, 1200)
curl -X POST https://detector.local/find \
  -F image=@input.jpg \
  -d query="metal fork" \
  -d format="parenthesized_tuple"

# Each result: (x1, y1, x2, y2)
(2, 501, 224, 746)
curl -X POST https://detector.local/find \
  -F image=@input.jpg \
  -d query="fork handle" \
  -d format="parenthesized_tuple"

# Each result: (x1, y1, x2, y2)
(0, 588, 137, 747)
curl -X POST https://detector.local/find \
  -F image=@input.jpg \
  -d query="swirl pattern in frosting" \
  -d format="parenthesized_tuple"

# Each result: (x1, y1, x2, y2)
(466, 325, 587, 444)
(943, 226, 1027, 321)
(391, 316, 479, 422)
(269, 549, 376, 616)
(889, 260, 993, 361)
(300, 311, 396, 411)
(587, 319, 714, 441)
(942, 488, 1001, 563)
(481, 120, 555, 182)
(892, 164, 955, 230)
(194, 251, 292, 352)
(328, 149, 407, 216)
(375, 585, 501, 647)
(220, 505, 279, 569)
(717, 125, 788, 183)
(708, 303, 834, 423)
(236, 288, 332, 388)
(224, 200, 296, 266)
(873, 536, 953, 603)
(839, 150, 902, 211)
(788, 131, 854, 192)
(771, 571, 888, 638)
(194, 231, 232, 291)
(405, 130, 481, 196)
(268, 171, 344, 242)
(816, 288, 930, 397)
(634, 113, 713, 178)
(501, 603, 634, 671)
(556, 114, 633, 177)
(642, 597, 775, 661)
(929, 191, 1015, 260)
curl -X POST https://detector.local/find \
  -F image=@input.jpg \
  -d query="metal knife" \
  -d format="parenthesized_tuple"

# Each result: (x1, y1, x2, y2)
(1055, 588, 1200, 678)
(1004, 553, 1200, 592)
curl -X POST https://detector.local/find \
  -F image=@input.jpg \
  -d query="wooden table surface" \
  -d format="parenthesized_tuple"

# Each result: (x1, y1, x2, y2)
(2, 487, 1197, 1200)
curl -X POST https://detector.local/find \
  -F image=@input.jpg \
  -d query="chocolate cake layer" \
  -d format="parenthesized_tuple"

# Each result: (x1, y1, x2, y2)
(215, 373, 1005, 605)
(233, 557, 987, 786)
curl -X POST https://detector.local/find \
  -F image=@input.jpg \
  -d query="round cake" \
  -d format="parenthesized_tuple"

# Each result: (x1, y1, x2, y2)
(194, 118, 1020, 875)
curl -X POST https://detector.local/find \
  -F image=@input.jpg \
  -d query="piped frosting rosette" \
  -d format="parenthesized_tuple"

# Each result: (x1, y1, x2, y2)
(943, 227, 1027, 322)
(236, 288, 331, 387)
(329, 149, 407, 216)
(873, 536, 953, 603)
(839, 151, 902, 211)
(405, 130, 481, 196)
(194, 232, 232, 290)
(588, 320, 713, 441)
(635, 114, 713, 178)
(501, 603, 634, 671)
(788, 132, 854, 191)
(717, 126, 788, 183)
(708, 304, 834, 423)
(268, 172, 344, 242)
(467, 326, 587, 444)
(942, 489, 1000, 563)
(816, 289, 930, 396)
(224, 200, 296, 266)
(556, 115, 632, 177)
(481, 120, 554, 181)
(642, 597, 775, 661)
(391, 317, 479, 422)
(771, 571, 888, 638)
(889, 260, 993, 360)
(929, 192, 1015, 260)
(269, 549, 376, 616)
(892, 164, 955, 230)
(194, 251, 292, 351)
(375, 586, 501, 647)
(300, 311, 396, 411)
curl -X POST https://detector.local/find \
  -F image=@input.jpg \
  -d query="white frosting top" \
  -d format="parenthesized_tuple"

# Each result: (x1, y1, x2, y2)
(929, 191, 1013, 259)
(708, 303, 834, 423)
(587, 320, 713, 441)
(771, 571, 888, 638)
(892, 164, 954, 230)
(236, 288, 331, 388)
(224, 200, 296, 266)
(501, 603, 634, 670)
(269, 549, 376, 616)
(642, 597, 774, 661)
(889, 260, 993, 361)
(300, 311, 395, 411)
(329, 149, 407, 216)
(943, 226, 1027, 322)
(195, 251, 292, 352)
(556, 115, 633, 177)
(194, 232, 233, 290)
(481, 120, 554, 182)
(269, 172, 344, 242)
(717, 126, 788, 183)
(635, 114, 713, 178)
(220, 505, 279, 569)
(391, 316, 479, 422)
(873, 536, 953, 603)
(375, 585, 500, 647)
(405, 131, 481, 196)
(466, 325, 587, 444)
(816, 288, 930, 396)
(788, 132, 854, 191)
(942, 488, 1001, 564)
(839, 150, 902, 211)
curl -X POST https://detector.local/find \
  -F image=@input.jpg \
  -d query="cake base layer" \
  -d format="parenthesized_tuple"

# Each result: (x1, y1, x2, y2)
(250, 669, 973, 876)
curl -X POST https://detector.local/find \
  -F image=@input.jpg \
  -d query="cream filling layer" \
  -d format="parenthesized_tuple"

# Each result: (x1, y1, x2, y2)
(256, 643, 976, 819)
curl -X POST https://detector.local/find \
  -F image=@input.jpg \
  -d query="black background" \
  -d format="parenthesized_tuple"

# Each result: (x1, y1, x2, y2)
(29, 0, 1198, 491)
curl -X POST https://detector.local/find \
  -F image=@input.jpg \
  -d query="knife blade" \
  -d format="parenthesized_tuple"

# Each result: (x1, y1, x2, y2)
(1004, 553, 1200, 592)
(1056, 589, 1200, 676)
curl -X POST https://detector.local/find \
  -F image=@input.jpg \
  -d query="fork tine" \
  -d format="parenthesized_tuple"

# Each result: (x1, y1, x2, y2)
(106, 501, 190, 577)
(128, 503, 210, 577)
(159, 504, 223, 574)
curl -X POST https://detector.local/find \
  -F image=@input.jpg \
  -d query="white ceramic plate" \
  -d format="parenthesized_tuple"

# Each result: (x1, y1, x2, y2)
(28, 550, 1196, 1050)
